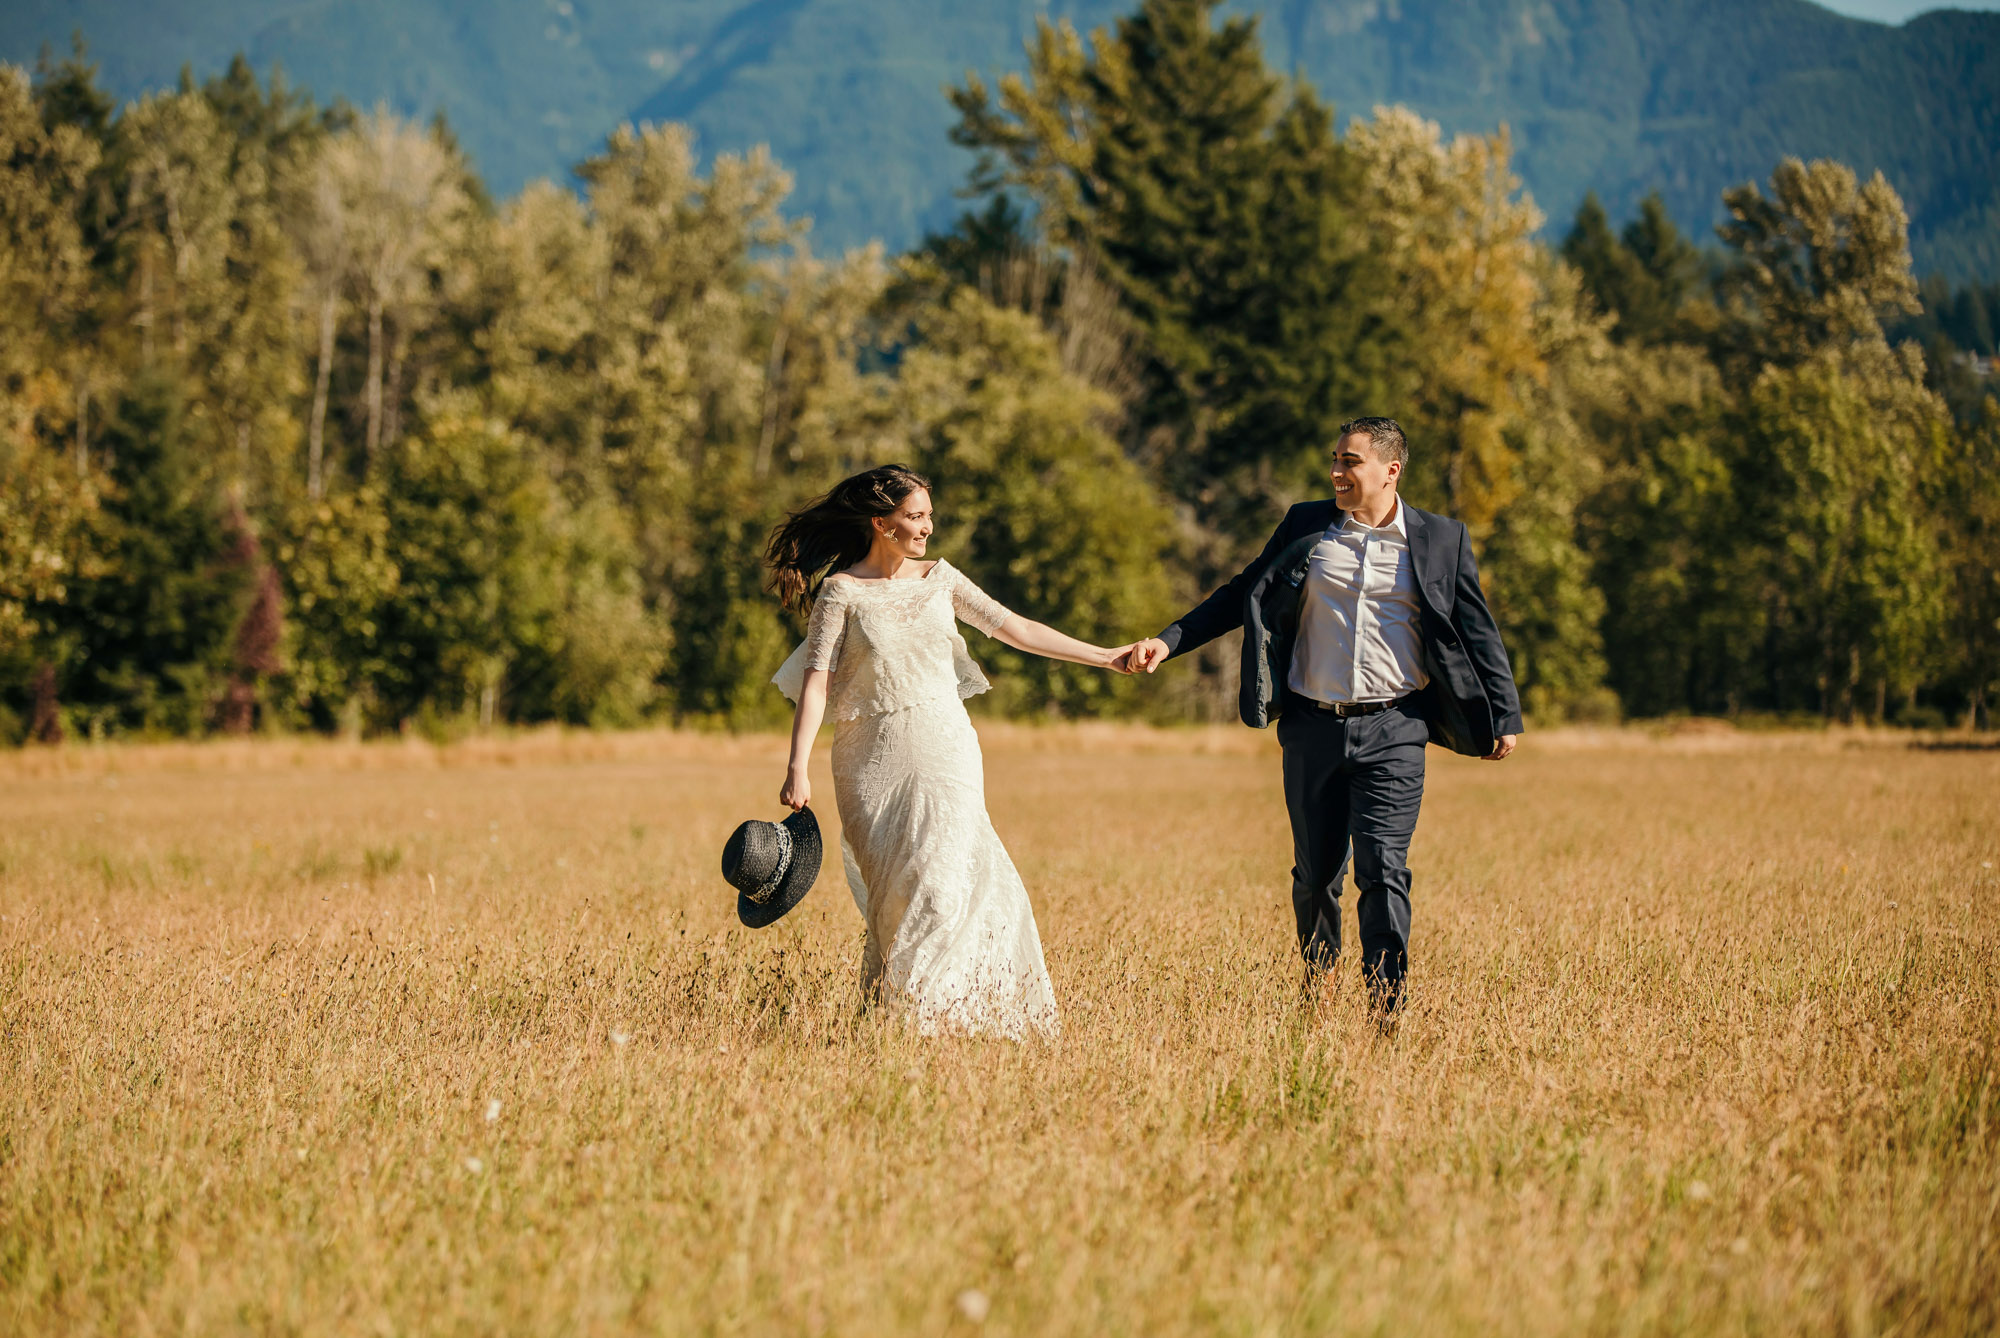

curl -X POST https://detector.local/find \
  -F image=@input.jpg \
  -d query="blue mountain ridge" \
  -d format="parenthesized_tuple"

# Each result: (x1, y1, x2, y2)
(4, 0, 1996, 276)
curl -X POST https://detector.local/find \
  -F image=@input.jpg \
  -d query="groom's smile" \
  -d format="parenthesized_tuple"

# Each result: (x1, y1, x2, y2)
(1328, 431, 1404, 522)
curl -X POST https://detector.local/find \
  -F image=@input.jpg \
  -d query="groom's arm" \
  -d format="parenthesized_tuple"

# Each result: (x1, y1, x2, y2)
(1450, 524, 1525, 738)
(1154, 507, 1304, 662)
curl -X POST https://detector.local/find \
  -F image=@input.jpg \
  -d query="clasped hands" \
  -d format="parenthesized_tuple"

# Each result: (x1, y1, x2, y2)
(1104, 637, 1171, 675)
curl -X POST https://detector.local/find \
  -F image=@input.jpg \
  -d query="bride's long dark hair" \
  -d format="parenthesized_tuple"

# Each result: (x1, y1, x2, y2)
(765, 464, 932, 612)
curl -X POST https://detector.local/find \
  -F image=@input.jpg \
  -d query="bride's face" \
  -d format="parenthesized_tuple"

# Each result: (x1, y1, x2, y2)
(873, 488, 934, 556)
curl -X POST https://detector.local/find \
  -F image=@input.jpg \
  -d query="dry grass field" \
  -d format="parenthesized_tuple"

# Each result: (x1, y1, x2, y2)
(1, 723, 1996, 1336)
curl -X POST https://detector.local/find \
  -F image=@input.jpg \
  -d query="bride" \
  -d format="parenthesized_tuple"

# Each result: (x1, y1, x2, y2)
(767, 464, 1136, 1038)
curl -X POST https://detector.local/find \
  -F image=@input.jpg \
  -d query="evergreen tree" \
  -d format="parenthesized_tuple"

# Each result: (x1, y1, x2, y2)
(949, 0, 1372, 546)
(30, 37, 112, 140)
(919, 194, 1038, 300)
(61, 371, 249, 734)
(1621, 194, 1702, 321)
(1561, 193, 1646, 330)
(1560, 191, 1700, 346)
(1569, 332, 1737, 719)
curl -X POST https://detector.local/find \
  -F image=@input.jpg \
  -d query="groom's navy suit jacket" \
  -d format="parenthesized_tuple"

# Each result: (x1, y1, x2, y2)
(1157, 499, 1524, 757)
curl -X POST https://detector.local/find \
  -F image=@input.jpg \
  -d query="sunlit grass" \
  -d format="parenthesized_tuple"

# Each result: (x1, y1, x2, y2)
(1, 725, 1995, 1335)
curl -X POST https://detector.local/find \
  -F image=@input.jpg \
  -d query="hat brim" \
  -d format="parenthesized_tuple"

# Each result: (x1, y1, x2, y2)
(737, 807, 823, 928)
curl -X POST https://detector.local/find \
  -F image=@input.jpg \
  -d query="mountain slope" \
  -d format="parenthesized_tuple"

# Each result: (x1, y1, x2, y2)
(1243, 0, 2000, 277)
(3, 0, 1996, 275)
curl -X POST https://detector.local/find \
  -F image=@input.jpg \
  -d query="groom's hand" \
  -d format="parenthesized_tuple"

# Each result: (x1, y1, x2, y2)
(1127, 638, 1170, 673)
(1482, 734, 1518, 761)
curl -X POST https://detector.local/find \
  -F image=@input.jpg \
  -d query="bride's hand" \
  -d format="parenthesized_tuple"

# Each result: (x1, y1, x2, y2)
(779, 768, 811, 811)
(1106, 643, 1141, 674)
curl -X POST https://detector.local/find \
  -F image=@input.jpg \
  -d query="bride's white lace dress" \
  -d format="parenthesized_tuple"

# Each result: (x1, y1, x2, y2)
(773, 560, 1059, 1039)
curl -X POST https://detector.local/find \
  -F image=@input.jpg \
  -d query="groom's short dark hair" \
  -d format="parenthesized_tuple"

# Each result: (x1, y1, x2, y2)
(1337, 417, 1407, 469)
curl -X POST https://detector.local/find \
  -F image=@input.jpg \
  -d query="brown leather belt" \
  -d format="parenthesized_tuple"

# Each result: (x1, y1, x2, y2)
(1294, 693, 1415, 718)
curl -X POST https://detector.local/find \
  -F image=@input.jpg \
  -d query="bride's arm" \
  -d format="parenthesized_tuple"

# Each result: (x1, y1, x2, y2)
(947, 567, 1133, 672)
(780, 668, 831, 810)
(990, 617, 1134, 671)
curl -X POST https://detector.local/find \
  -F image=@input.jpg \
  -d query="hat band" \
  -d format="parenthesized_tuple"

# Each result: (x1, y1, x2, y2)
(745, 824, 793, 905)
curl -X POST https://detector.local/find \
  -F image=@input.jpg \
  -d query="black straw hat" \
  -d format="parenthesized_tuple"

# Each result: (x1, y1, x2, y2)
(722, 807, 822, 928)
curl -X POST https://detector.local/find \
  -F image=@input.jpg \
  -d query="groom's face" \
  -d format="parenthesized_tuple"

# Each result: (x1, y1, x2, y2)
(1329, 433, 1401, 511)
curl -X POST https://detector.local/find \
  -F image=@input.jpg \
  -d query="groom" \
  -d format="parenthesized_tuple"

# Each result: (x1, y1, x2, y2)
(1125, 418, 1521, 1016)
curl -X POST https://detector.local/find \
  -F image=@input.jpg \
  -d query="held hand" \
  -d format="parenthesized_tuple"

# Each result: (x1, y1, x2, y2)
(1105, 643, 1141, 674)
(1127, 637, 1170, 674)
(1482, 734, 1518, 761)
(779, 768, 811, 810)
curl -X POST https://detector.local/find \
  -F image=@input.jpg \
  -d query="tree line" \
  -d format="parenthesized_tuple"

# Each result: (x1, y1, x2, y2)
(3, 0, 1995, 743)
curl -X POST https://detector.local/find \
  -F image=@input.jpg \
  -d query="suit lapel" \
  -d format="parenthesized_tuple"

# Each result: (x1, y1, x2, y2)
(1403, 503, 1449, 613)
(1404, 502, 1430, 576)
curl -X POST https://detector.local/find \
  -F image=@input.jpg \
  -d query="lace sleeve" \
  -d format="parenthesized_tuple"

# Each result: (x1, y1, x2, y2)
(805, 582, 850, 671)
(943, 562, 1010, 637)
(772, 583, 850, 705)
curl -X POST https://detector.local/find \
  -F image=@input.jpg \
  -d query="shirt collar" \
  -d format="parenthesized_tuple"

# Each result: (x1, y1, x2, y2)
(1334, 497, 1406, 539)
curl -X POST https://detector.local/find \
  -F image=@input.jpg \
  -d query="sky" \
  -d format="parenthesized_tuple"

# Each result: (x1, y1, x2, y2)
(1817, 0, 2000, 19)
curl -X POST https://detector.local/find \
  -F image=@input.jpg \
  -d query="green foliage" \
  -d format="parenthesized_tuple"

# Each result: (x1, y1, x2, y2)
(1931, 400, 2000, 726)
(369, 406, 565, 728)
(0, 434, 97, 667)
(949, 13, 1582, 710)
(1575, 162, 1956, 722)
(661, 462, 794, 728)
(535, 498, 668, 729)
(59, 371, 251, 735)
(845, 289, 1177, 717)
(1592, 419, 1746, 717)
(1480, 261, 1612, 724)
(1716, 158, 1921, 376)
(3, 10, 1995, 739)
(1576, 362, 1738, 719)
(1341, 109, 1545, 539)
(1561, 192, 1703, 347)
(950, 0, 1373, 545)
(271, 485, 399, 729)
(1733, 357, 1946, 717)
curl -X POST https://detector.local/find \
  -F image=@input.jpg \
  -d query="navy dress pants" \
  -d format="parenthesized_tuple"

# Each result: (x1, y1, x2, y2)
(1275, 694, 1428, 1007)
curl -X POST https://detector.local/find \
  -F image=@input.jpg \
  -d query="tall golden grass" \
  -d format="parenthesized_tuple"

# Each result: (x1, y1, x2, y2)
(2, 725, 1995, 1335)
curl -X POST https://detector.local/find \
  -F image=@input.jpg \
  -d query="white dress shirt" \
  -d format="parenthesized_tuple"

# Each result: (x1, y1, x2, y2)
(1287, 499, 1430, 705)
